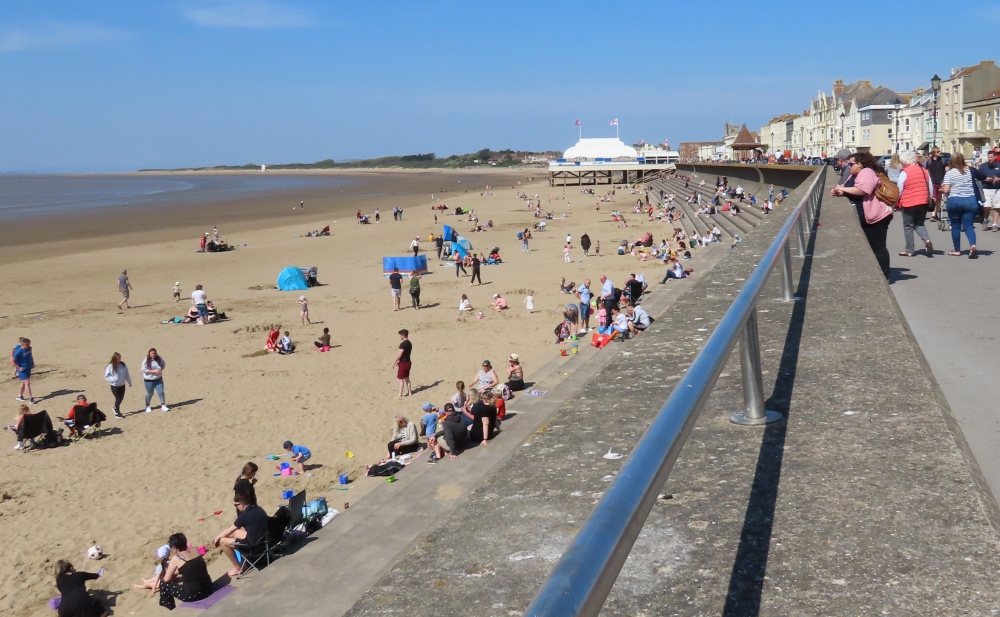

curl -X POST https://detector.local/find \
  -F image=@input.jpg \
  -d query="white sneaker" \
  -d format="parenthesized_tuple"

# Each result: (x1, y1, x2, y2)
(145, 407, 152, 413)
(161, 405, 170, 412)
(15, 396, 25, 402)
(13, 442, 23, 450)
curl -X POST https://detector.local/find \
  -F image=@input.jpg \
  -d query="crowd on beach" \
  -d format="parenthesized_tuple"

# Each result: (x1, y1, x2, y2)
(8, 175, 725, 614)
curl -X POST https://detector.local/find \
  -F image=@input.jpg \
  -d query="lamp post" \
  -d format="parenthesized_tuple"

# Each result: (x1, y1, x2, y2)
(840, 111, 846, 150)
(931, 73, 941, 150)
(894, 102, 901, 153)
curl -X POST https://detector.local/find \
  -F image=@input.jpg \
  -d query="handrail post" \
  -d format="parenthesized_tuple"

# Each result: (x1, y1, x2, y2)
(796, 214, 808, 257)
(775, 239, 801, 302)
(730, 309, 783, 426)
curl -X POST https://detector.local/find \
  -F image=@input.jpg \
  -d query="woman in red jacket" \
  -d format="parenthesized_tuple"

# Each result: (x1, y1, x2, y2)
(895, 150, 934, 257)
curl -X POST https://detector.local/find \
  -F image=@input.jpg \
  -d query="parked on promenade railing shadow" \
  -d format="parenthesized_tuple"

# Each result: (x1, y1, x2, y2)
(722, 196, 822, 617)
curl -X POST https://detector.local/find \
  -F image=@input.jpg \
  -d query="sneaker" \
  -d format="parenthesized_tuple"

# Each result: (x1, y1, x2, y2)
(13, 442, 22, 450)
(161, 405, 170, 412)
(145, 407, 152, 413)
(15, 396, 25, 402)
(114, 412, 124, 419)
(28, 398, 36, 404)
(427, 454, 438, 464)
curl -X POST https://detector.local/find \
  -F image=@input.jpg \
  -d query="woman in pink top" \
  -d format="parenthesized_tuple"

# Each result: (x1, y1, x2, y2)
(831, 152, 894, 280)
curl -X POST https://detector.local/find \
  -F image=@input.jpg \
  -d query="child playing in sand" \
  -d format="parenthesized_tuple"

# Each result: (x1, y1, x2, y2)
(297, 296, 311, 325)
(283, 440, 311, 474)
(172, 282, 181, 302)
(524, 295, 534, 314)
(133, 544, 170, 594)
(595, 241, 601, 257)
(278, 331, 295, 354)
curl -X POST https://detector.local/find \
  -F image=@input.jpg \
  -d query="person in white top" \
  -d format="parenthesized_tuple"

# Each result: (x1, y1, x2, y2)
(565, 234, 572, 246)
(140, 348, 169, 412)
(410, 236, 420, 257)
(191, 285, 208, 323)
(457, 294, 474, 320)
(104, 352, 132, 418)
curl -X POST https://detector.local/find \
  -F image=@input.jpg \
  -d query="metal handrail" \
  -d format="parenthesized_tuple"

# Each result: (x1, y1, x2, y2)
(524, 165, 828, 617)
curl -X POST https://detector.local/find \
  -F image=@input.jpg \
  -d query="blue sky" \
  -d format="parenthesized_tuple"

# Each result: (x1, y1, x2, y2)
(1, 1, 998, 172)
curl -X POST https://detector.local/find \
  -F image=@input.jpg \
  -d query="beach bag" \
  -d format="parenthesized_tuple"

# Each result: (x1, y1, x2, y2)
(874, 173, 900, 208)
(367, 460, 404, 477)
(302, 497, 328, 518)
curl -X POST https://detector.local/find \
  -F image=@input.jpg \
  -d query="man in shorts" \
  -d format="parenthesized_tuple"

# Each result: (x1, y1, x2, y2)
(978, 149, 1000, 231)
(576, 279, 592, 333)
(393, 329, 412, 397)
(117, 270, 132, 310)
(388, 267, 403, 311)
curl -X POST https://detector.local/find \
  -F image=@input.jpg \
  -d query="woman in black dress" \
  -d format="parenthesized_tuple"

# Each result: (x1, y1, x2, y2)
(55, 560, 106, 617)
(159, 533, 213, 610)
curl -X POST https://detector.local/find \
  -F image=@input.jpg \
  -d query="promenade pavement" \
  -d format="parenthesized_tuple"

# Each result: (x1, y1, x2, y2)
(883, 206, 1000, 511)
(342, 173, 1000, 616)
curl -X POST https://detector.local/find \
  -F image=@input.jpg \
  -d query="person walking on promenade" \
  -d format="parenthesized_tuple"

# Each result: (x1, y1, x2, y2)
(886, 153, 903, 183)
(392, 329, 412, 397)
(830, 152, 894, 279)
(469, 253, 482, 285)
(977, 149, 1000, 231)
(895, 150, 934, 257)
(942, 152, 982, 258)
(118, 270, 133, 310)
(926, 147, 947, 222)
(580, 233, 591, 257)
(13, 338, 34, 404)
(141, 348, 169, 412)
(389, 267, 403, 311)
(104, 352, 132, 418)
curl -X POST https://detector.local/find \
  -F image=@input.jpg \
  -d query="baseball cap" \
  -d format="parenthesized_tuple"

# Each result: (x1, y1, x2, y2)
(834, 149, 851, 161)
(157, 545, 170, 559)
(174, 281, 180, 286)
(493, 293, 499, 298)
(421, 402, 434, 411)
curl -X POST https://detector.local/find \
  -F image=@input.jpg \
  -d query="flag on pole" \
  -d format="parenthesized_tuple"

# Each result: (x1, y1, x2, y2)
(574, 120, 581, 125)
(638, 139, 644, 146)
(610, 119, 618, 126)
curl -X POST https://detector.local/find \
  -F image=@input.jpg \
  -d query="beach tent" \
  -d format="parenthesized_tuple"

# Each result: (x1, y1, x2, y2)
(442, 225, 458, 242)
(452, 235, 473, 259)
(382, 255, 429, 276)
(277, 266, 309, 291)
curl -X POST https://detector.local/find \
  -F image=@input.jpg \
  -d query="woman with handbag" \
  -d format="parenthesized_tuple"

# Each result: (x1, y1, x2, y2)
(942, 152, 981, 258)
(831, 152, 894, 280)
(895, 150, 934, 257)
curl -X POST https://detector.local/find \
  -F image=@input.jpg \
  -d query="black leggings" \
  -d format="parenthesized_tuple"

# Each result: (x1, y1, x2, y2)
(387, 440, 420, 457)
(110, 385, 126, 414)
(470, 268, 482, 284)
(410, 290, 420, 308)
(159, 582, 211, 610)
(861, 214, 892, 280)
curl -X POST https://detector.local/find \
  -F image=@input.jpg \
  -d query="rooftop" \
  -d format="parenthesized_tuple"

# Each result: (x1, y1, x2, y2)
(562, 137, 638, 160)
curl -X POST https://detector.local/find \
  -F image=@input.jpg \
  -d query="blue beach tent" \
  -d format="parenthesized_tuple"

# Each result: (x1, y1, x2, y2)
(452, 235, 473, 259)
(442, 225, 458, 242)
(277, 266, 309, 291)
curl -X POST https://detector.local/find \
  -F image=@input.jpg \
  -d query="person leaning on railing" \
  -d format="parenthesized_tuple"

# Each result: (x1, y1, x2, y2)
(830, 152, 893, 280)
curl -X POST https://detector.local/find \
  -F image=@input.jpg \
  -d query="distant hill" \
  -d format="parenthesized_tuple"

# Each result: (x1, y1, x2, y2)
(140, 149, 562, 172)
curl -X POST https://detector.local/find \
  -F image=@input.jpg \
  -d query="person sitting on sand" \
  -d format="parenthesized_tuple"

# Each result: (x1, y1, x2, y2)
(158, 533, 212, 609)
(559, 278, 576, 294)
(451, 381, 468, 410)
(387, 414, 420, 457)
(234, 462, 258, 505)
(457, 294, 474, 320)
(214, 493, 269, 578)
(54, 560, 106, 617)
(181, 305, 200, 324)
(505, 354, 525, 391)
(472, 360, 500, 394)
(489, 294, 508, 311)
(133, 544, 171, 595)
(278, 331, 295, 354)
(314, 327, 331, 351)
(432, 403, 468, 460)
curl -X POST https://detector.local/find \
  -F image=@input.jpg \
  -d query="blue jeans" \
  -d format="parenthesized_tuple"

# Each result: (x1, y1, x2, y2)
(144, 378, 165, 407)
(196, 303, 209, 320)
(946, 195, 978, 252)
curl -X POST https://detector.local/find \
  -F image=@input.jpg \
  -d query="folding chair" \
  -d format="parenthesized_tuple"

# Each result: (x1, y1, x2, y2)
(70, 404, 107, 440)
(16, 411, 53, 452)
(233, 535, 274, 579)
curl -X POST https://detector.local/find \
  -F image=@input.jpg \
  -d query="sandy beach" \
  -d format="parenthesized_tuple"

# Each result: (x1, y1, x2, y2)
(0, 168, 717, 616)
